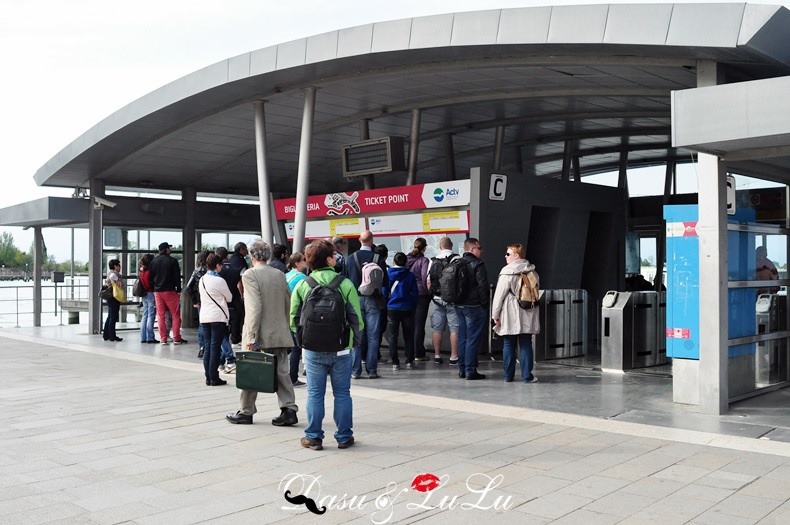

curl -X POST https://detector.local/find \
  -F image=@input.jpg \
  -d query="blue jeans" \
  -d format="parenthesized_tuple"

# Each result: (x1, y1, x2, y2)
(456, 305, 486, 375)
(352, 296, 380, 376)
(202, 322, 225, 381)
(304, 350, 353, 443)
(220, 334, 236, 365)
(140, 292, 156, 342)
(197, 307, 205, 350)
(502, 334, 534, 382)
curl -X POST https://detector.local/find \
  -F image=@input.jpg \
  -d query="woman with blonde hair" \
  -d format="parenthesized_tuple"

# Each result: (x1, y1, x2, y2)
(491, 243, 540, 383)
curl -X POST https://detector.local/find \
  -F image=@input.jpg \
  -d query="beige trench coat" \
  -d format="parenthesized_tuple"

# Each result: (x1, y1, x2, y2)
(491, 259, 540, 336)
(241, 264, 294, 350)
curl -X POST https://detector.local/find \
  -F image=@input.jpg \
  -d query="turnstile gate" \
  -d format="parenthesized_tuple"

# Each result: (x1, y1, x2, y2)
(601, 290, 667, 371)
(535, 289, 588, 360)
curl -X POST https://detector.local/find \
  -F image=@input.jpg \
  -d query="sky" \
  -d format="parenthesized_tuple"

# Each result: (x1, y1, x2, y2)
(0, 0, 786, 262)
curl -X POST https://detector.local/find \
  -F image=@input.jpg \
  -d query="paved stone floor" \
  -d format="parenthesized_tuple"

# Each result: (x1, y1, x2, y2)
(4, 331, 790, 524)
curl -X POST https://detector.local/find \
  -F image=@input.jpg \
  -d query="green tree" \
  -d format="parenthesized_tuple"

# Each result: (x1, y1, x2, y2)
(0, 232, 21, 267)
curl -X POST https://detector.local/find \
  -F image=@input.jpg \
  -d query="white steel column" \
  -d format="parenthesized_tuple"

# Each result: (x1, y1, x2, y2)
(697, 59, 728, 414)
(405, 109, 421, 186)
(293, 87, 317, 253)
(254, 101, 274, 243)
(698, 153, 728, 414)
(33, 227, 43, 327)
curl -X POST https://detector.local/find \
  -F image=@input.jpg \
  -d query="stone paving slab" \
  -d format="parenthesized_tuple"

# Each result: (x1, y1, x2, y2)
(3, 335, 790, 524)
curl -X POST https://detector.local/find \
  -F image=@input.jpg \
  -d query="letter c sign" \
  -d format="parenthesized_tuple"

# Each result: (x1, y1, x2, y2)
(489, 174, 507, 201)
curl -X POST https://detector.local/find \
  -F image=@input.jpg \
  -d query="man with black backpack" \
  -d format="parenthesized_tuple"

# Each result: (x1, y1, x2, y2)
(345, 230, 388, 380)
(290, 239, 362, 451)
(447, 237, 489, 380)
(426, 237, 460, 365)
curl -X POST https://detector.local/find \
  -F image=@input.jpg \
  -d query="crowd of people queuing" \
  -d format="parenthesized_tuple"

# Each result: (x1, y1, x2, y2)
(102, 231, 541, 450)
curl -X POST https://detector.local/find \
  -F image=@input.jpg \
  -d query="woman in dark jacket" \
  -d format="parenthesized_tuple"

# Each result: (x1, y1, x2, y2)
(406, 237, 431, 361)
(387, 252, 419, 371)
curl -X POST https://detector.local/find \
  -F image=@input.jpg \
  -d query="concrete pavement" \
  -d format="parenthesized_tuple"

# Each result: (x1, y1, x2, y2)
(3, 333, 790, 524)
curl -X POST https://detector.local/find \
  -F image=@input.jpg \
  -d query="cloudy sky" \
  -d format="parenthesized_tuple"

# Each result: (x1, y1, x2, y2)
(0, 0, 781, 260)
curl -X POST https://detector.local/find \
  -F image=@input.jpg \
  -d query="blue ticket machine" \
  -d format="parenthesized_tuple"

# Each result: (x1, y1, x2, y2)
(664, 205, 757, 399)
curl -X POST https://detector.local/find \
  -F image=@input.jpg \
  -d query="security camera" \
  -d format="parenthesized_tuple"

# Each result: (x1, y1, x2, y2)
(93, 196, 117, 209)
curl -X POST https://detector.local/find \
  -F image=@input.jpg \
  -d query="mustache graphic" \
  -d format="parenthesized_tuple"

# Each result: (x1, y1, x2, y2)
(284, 490, 327, 515)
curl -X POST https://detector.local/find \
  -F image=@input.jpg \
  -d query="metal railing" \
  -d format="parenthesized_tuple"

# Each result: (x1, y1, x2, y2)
(0, 282, 90, 327)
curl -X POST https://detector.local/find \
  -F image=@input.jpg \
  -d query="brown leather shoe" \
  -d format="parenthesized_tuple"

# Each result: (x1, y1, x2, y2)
(300, 437, 323, 450)
(338, 437, 355, 449)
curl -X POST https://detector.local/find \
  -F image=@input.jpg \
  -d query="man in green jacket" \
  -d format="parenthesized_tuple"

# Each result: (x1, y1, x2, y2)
(290, 239, 363, 451)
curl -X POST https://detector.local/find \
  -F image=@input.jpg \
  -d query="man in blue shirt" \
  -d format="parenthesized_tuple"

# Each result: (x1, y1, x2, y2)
(346, 230, 388, 379)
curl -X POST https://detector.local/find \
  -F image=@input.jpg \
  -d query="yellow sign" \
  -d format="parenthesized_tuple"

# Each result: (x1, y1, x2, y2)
(329, 218, 363, 237)
(422, 211, 462, 232)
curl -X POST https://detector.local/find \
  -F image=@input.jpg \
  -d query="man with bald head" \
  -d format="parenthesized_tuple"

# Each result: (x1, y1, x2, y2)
(346, 230, 388, 379)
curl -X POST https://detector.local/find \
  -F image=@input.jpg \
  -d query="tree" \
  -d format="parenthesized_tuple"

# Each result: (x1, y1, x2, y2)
(0, 232, 21, 267)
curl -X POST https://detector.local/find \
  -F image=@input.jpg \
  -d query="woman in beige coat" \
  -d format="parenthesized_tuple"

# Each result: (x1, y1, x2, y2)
(225, 238, 299, 427)
(491, 243, 540, 383)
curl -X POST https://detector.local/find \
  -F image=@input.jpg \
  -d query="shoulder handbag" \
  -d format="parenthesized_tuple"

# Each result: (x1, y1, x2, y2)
(99, 278, 113, 300)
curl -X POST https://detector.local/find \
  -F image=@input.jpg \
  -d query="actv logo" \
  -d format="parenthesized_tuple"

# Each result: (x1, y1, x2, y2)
(433, 188, 460, 203)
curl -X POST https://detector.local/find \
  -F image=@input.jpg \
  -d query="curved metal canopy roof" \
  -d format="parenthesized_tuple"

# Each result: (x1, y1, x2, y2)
(34, 3, 790, 196)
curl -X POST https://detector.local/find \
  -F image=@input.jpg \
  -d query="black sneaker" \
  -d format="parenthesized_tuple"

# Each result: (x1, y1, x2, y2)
(466, 372, 486, 381)
(173, 339, 187, 345)
(434, 356, 443, 364)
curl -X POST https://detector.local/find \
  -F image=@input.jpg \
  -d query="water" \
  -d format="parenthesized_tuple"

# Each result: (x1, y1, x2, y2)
(0, 278, 93, 328)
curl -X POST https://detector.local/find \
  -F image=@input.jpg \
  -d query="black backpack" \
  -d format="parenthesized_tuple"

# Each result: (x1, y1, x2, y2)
(297, 274, 350, 352)
(439, 257, 470, 304)
(428, 254, 457, 296)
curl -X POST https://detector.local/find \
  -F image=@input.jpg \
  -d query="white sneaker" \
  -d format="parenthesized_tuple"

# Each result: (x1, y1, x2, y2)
(231, 343, 242, 351)
(225, 363, 236, 374)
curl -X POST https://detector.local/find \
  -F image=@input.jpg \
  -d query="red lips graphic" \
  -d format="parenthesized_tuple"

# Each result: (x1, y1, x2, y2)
(411, 473, 441, 493)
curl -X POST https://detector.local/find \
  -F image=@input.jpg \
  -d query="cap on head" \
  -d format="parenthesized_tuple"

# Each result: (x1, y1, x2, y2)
(158, 242, 172, 252)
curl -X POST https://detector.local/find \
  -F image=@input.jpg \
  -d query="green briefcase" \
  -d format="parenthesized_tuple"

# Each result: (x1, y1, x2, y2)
(236, 351, 278, 393)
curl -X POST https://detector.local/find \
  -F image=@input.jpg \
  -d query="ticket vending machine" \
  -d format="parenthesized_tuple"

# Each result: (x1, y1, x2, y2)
(664, 205, 757, 402)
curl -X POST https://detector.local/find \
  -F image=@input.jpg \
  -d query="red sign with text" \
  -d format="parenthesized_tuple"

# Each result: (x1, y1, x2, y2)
(273, 181, 470, 220)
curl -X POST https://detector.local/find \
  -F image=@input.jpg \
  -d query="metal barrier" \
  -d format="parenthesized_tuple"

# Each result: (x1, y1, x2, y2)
(535, 289, 588, 360)
(755, 294, 787, 385)
(601, 290, 667, 371)
(0, 283, 89, 327)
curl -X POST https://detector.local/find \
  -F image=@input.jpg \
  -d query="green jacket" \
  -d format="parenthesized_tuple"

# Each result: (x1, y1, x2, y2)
(289, 267, 363, 349)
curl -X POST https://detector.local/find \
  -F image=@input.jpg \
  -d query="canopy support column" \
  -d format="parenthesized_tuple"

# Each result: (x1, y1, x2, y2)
(493, 126, 505, 171)
(89, 179, 105, 334)
(254, 101, 275, 243)
(359, 119, 374, 190)
(33, 226, 43, 327)
(406, 109, 421, 186)
(561, 140, 573, 181)
(444, 134, 457, 180)
(182, 187, 196, 328)
(293, 87, 316, 253)
(697, 59, 729, 415)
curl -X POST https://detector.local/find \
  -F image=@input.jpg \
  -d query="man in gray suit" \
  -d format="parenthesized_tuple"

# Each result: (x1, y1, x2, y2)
(226, 238, 298, 426)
